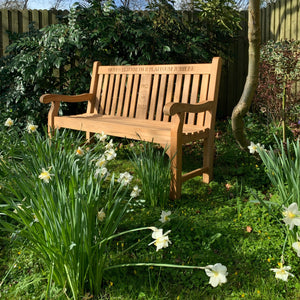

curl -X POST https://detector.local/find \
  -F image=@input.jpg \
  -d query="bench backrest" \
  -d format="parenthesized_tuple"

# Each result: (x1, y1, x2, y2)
(87, 57, 222, 127)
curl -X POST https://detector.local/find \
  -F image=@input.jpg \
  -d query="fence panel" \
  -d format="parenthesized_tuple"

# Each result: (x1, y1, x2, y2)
(0, 9, 67, 57)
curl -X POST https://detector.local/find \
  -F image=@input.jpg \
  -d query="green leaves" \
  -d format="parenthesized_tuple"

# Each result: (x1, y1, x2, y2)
(0, 129, 135, 298)
(129, 141, 171, 208)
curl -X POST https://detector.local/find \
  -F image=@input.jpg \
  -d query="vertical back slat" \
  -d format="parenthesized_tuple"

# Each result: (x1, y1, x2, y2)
(99, 74, 109, 115)
(104, 74, 115, 115)
(128, 74, 140, 118)
(110, 74, 121, 115)
(187, 74, 200, 125)
(148, 74, 159, 120)
(94, 74, 104, 114)
(181, 74, 191, 124)
(116, 74, 127, 116)
(174, 74, 183, 103)
(136, 74, 152, 119)
(197, 74, 210, 126)
(155, 74, 167, 121)
(123, 74, 133, 117)
(163, 74, 175, 122)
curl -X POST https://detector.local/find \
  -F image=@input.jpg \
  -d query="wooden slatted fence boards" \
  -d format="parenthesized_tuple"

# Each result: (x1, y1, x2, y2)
(0, 9, 67, 57)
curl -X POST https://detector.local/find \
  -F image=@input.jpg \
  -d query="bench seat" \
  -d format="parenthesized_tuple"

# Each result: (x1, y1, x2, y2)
(54, 114, 210, 146)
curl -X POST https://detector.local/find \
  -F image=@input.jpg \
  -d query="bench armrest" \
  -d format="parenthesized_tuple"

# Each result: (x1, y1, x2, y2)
(163, 101, 215, 116)
(40, 93, 94, 104)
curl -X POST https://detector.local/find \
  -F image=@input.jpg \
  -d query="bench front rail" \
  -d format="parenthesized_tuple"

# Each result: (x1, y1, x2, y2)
(40, 57, 222, 200)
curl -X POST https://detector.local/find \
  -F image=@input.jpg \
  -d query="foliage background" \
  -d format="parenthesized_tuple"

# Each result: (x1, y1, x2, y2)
(0, 0, 241, 127)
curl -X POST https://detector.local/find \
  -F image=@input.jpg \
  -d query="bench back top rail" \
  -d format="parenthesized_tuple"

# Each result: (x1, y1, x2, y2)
(87, 57, 222, 127)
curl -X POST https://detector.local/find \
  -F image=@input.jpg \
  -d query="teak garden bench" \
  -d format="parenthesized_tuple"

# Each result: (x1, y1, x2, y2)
(40, 57, 222, 200)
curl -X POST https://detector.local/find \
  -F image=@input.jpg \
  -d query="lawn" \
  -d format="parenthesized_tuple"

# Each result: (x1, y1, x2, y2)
(0, 114, 300, 299)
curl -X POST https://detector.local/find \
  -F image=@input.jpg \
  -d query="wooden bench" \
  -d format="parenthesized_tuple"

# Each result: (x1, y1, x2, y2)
(40, 57, 222, 200)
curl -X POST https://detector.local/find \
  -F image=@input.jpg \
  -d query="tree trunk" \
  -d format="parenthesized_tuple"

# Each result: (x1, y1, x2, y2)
(231, 0, 260, 149)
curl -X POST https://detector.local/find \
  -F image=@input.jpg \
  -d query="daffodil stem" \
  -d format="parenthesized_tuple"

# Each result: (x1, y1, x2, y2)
(99, 227, 150, 245)
(104, 263, 206, 271)
(281, 234, 289, 264)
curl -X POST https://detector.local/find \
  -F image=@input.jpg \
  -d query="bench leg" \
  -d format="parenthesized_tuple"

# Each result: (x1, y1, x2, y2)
(167, 142, 182, 200)
(202, 135, 215, 183)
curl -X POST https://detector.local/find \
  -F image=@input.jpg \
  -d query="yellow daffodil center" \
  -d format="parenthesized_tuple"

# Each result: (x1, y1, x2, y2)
(41, 171, 50, 179)
(288, 211, 296, 218)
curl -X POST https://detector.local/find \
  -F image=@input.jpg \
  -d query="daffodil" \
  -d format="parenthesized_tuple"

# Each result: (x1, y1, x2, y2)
(96, 156, 107, 168)
(76, 146, 84, 156)
(105, 148, 117, 161)
(130, 185, 141, 198)
(248, 142, 264, 154)
(38, 167, 53, 183)
(95, 131, 107, 142)
(118, 172, 133, 186)
(292, 239, 300, 257)
(148, 227, 171, 251)
(97, 208, 106, 221)
(5, 118, 14, 127)
(159, 210, 171, 223)
(282, 202, 300, 230)
(205, 263, 228, 287)
(105, 139, 114, 150)
(27, 123, 38, 133)
(270, 264, 294, 281)
(95, 167, 109, 179)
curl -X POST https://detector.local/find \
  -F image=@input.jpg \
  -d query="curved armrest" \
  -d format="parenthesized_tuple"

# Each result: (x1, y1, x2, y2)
(40, 93, 93, 104)
(163, 100, 214, 116)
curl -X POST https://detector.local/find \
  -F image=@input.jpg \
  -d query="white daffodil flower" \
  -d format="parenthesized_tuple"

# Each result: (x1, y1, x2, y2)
(76, 146, 84, 156)
(248, 142, 264, 154)
(96, 156, 107, 168)
(27, 123, 38, 133)
(95, 131, 107, 142)
(292, 240, 300, 257)
(270, 264, 294, 281)
(118, 172, 133, 186)
(159, 210, 171, 223)
(282, 202, 300, 230)
(148, 227, 171, 251)
(38, 167, 53, 183)
(105, 139, 114, 150)
(105, 149, 117, 161)
(95, 167, 109, 179)
(205, 263, 228, 287)
(130, 185, 141, 198)
(5, 118, 14, 127)
(97, 208, 106, 221)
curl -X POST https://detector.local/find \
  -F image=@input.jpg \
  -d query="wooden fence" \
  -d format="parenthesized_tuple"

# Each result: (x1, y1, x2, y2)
(0, 0, 299, 116)
(0, 9, 67, 57)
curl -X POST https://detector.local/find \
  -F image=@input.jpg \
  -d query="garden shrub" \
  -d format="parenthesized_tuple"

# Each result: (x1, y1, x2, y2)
(0, 0, 241, 127)
(252, 40, 300, 139)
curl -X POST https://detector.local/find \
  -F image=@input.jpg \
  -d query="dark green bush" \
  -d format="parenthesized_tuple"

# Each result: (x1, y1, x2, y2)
(0, 0, 241, 127)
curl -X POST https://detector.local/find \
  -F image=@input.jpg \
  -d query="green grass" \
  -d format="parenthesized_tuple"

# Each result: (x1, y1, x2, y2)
(1, 115, 300, 299)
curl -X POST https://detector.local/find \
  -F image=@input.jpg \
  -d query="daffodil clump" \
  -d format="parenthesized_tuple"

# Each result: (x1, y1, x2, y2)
(250, 138, 300, 282)
(0, 125, 228, 298)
